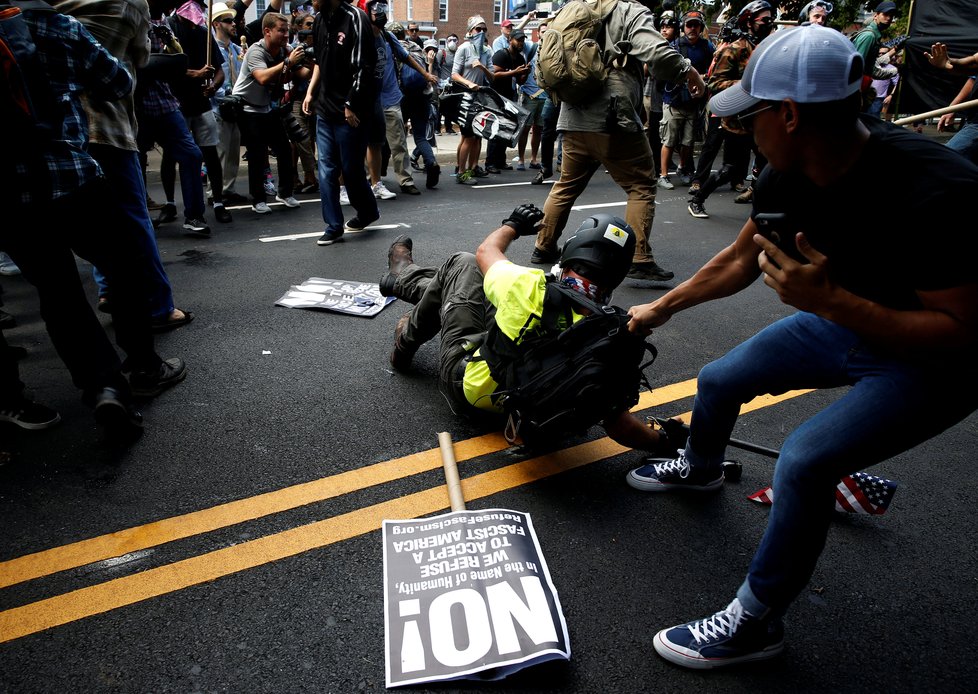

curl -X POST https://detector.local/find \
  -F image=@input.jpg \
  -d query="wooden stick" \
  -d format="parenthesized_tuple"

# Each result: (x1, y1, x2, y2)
(206, 1, 213, 72)
(438, 432, 466, 512)
(893, 98, 978, 125)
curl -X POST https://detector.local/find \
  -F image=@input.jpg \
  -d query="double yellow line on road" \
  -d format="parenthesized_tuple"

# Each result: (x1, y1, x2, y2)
(0, 380, 811, 643)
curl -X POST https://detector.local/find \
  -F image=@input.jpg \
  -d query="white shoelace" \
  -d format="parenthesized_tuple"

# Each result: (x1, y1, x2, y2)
(653, 450, 691, 479)
(687, 599, 746, 644)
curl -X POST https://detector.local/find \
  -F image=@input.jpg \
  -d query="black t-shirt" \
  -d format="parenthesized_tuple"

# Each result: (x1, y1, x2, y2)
(752, 116, 978, 310)
(491, 47, 525, 100)
(167, 16, 223, 117)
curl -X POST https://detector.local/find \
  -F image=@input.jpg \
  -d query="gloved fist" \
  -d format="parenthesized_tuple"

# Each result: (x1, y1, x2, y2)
(502, 204, 545, 238)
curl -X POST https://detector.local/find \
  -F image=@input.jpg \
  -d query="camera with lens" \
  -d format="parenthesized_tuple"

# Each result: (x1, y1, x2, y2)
(280, 107, 308, 143)
(301, 45, 316, 63)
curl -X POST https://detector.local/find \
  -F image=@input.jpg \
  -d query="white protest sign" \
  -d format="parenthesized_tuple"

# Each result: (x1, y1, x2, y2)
(382, 509, 570, 687)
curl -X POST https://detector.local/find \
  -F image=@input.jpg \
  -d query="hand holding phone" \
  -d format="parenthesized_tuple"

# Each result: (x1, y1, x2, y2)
(753, 212, 808, 265)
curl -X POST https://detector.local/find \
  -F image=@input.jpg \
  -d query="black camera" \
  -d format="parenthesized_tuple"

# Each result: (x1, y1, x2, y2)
(297, 29, 314, 40)
(280, 107, 308, 143)
(302, 45, 316, 62)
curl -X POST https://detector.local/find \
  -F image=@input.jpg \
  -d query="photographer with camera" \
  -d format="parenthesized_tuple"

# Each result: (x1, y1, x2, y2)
(289, 11, 318, 193)
(231, 11, 310, 214)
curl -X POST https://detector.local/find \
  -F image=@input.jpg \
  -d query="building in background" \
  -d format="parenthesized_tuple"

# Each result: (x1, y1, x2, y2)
(388, 0, 550, 46)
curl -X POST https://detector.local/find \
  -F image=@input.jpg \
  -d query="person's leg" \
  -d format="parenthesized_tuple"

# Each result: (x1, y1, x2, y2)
(384, 105, 414, 190)
(88, 145, 177, 321)
(316, 116, 344, 233)
(292, 100, 317, 186)
(597, 131, 659, 266)
(403, 96, 436, 168)
(536, 131, 597, 255)
(218, 117, 242, 197)
(538, 99, 558, 176)
(239, 112, 269, 204)
(946, 123, 978, 163)
(160, 150, 176, 205)
(691, 116, 723, 186)
(337, 119, 378, 223)
(529, 123, 542, 165)
(265, 112, 295, 198)
(156, 110, 206, 219)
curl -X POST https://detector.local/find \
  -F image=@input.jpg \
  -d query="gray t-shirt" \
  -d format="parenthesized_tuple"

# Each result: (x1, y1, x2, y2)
(232, 39, 284, 113)
(452, 39, 493, 86)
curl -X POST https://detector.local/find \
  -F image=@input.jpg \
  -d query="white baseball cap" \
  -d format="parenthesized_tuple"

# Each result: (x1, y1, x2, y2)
(709, 24, 864, 117)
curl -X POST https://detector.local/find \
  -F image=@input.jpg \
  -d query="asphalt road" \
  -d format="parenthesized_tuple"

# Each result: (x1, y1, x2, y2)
(1, 143, 976, 692)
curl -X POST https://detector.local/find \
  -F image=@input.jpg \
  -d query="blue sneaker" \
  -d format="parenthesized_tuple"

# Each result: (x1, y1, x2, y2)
(654, 598, 784, 669)
(626, 450, 724, 492)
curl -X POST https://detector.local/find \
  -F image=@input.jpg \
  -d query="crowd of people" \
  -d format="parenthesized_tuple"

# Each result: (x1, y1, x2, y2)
(3, 0, 978, 674)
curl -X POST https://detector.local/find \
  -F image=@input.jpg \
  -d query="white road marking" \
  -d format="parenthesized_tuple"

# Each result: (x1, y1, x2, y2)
(259, 223, 410, 243)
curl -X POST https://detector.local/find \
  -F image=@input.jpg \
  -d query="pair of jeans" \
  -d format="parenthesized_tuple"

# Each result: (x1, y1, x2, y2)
(136, 108, 205, 218)
(536, 129, 658, 265)
(401, 92, 436, 169)
(237, 109, 294, 204)
(946, 123, 978, 165)
(88, 145, 176, 321)
(2, 181, 163, 397)
(315, 115, 377, 234)
(681, 311, 978, 615)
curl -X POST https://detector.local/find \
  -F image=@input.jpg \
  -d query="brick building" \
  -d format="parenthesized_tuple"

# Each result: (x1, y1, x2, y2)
(389, 0, 513, 46)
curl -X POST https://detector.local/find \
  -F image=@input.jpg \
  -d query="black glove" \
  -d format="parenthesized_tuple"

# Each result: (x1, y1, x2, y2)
(502, 204, 545, 238)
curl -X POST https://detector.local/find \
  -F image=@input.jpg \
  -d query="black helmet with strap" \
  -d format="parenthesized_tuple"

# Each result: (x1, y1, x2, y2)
(559, 214, 636, 290)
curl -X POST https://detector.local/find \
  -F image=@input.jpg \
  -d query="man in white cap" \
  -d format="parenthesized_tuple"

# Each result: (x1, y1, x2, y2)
(627, 25, 978, 669)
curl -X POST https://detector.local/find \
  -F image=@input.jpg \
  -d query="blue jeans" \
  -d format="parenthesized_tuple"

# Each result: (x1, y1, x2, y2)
(88, 145, 176, 320)
(315, 115, 378, 234)
(402, 92, 436, 168)
(946, 123, 978, 165)
(136, 108, 205, 219)
(681, 312, 978, 616)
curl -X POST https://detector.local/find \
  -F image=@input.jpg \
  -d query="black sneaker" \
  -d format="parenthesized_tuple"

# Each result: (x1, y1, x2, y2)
(344, 215, 378, 232)
(425, 164, 440, 189)
(530, 247, 560, 265)
(485, 165, 501, 174)
(183, 217, 211, 236)
(626, 262, 675, 282)
(213, 204, 232, 223)
(626, 450, 724, 492)
(688, 200, 709, 219)
(473, 165, 489, 178)
(0, 396, 61, 430)
(317, 229, 345, 246)
(654, 598, 784, 669)
(93, 387, 143, 441)
(129, 357, 187, 398)
(155, 203, 177, 226)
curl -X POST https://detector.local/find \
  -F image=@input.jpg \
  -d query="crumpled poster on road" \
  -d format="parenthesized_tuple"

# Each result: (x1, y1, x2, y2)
(274, 278, 396, 317)
(382, 509, 571, 688)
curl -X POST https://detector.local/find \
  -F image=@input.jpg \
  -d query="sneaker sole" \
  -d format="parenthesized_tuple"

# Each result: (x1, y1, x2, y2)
(317, 236, 345, 246)
(626, 469, 724, 492)
(130, 367, 188, 398)
(653, 630, 784, 669)
(687, 205, 709, 219)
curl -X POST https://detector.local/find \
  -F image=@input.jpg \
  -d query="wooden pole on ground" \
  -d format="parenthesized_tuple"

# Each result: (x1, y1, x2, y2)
(438, 432, 466, 512)
(893, 98, 978, 125)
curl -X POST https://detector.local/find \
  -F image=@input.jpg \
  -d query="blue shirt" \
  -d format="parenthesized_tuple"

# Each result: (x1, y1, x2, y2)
(377, 32, 411, 108)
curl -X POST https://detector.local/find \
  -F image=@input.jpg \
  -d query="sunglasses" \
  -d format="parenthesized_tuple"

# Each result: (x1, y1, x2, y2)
(408, 27, 419, 32)
(734, 103, 776, 132)
(685, 22, 703, 28)
(219, 17, 234, 24)
(472, 26, 486, 33)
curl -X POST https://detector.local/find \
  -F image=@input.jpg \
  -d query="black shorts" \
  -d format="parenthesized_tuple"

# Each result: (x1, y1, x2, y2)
(367, 99, 386, 146)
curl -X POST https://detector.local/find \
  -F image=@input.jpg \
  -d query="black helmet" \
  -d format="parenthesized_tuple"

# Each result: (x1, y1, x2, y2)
(559, 215, 636, 289)
(738, 0, 772, 26)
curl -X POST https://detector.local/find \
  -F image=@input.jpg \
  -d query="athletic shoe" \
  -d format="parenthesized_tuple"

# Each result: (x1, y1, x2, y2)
(485, 164, 501, 174)
(129, 357, 188, 398)
(213, 204, 232, 223)
(155, 203, 177, 226)
(657, 175, 675, 190)
(529, 162, 542, 169)
(626, 262, 675, 282)
(688, 200, 709, 219)
(339, 186, 351, 205)
(653, 598, 784, 670)
(372, 181, 397, 200)
(317, 229, 344, 246)
(344, 215, 378, 232)
(456, 170, 477, 185)
(530, 247, 560, 265)
(183, 217, 211, 236)
(516, 162, 526, 171)
(473, 165, 489, 178)
(734, 187, 753, 204)
(679, 170, 693, 185)
(626, 450, 724, 492)
(401, 184, 421, 196)
(93, 387, 143, 442)
(252, 202, 272, 214)
(0, 396, 61, 430)
(263, 179, 276, 196)
(275, 195, 301, 208)
(425, 164, 440, 189)
(297, 181, 319, 194)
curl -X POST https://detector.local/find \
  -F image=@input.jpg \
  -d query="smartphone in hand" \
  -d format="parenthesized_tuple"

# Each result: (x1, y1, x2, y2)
(754, 212, 808, 265)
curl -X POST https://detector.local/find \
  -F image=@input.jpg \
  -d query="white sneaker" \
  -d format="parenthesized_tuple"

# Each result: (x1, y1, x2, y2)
(339, 186, 350, 206)
(372, 181, 397, 200)
(252, 202, 272, 214)
(275, 195, 300, 208)
(657, 175, 675, 190)
(0, 251, 20, 276)
(263, 180, 276, 196)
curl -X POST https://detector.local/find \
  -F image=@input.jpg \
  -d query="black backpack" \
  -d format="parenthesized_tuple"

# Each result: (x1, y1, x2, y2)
(480, 280, 657, 446)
